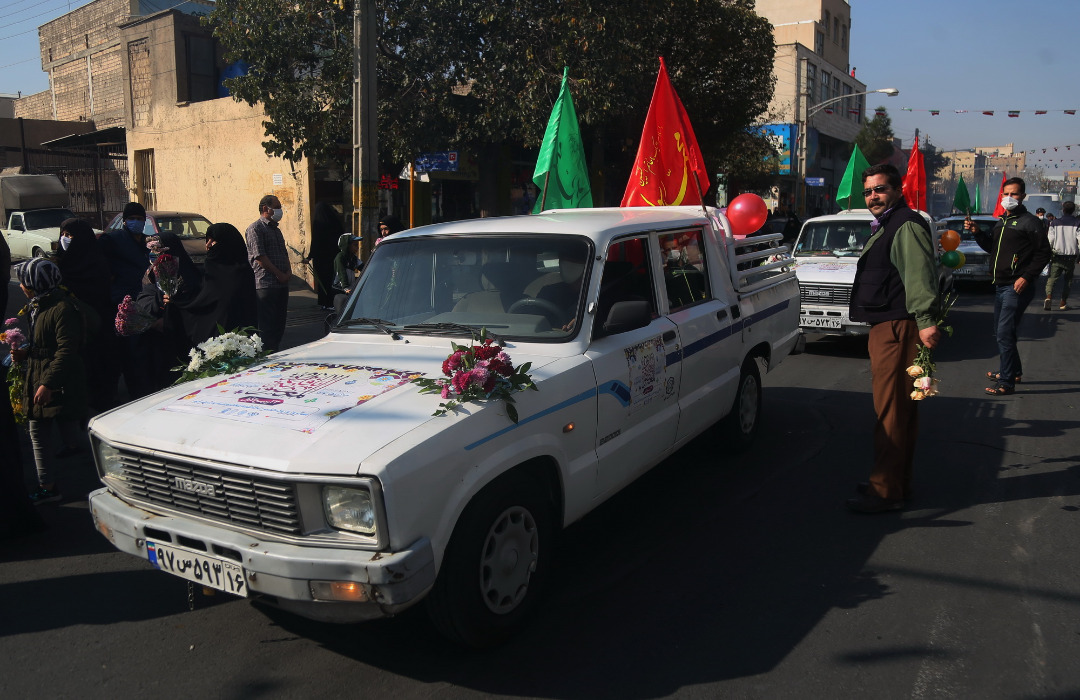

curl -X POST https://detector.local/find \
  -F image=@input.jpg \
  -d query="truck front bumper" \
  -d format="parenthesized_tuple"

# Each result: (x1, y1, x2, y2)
(89, 488, 436, 623)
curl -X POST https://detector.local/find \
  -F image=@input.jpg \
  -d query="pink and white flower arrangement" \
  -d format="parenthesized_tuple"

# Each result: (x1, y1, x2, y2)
(114, 295, 156, 336)
(906, 290, 957, 401)
(412, 330, 537, 423)
(147, 236, 182, 297)
(2, 316, 28, 423)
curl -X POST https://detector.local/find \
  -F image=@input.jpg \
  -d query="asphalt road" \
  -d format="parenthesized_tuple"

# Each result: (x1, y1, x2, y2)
(3, 279, 1080, 699)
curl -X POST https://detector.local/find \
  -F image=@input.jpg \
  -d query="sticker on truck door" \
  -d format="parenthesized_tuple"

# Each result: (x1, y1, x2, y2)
(625, 336, 667, 414)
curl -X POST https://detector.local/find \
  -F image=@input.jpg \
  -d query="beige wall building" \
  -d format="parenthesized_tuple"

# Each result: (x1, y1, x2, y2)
(119, 9, 314, 282)
(758, 0, 879, 215)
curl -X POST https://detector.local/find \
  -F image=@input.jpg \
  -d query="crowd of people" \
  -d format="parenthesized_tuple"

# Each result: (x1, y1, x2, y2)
(1, 195, 403, 540)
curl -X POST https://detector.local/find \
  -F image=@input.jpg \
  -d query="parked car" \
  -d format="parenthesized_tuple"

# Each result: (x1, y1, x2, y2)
(792, 209, 951, 335)
(105, 211, 214, 267)
(938, 215, 996, 283)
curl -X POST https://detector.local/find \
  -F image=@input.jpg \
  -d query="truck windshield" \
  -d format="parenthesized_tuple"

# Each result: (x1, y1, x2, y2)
(24, 209, 77, 230)
(793, 221, 872, 257)
(340, 234, 592, 341)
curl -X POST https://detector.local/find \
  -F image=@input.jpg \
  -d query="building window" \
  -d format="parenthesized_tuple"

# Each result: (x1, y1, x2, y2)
(134, 149, 156, 211)
(857, 95, 864, 124)
(815, 31, 824, 54)
(834, 18, 840, 43)
(844, 84, 853, 119)
(824, 10, 831, 36)
(821, 71, 830, 104)
(186, 35, 217, 103)
(128, 38, 151, 127)
(806, 64, 816, 105)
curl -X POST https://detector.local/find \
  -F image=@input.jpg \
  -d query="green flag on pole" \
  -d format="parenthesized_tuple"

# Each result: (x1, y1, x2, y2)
(836, 144, 871, 210)
(974, 183, 981, 214)
(952, 175, 972, 215)
(532, 67, 592, 213)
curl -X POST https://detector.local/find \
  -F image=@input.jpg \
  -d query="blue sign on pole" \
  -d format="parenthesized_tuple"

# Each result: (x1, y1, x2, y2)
(805, 177, 825, 187)
(760, 125, 793, 175)
(414, 152, 459, 173)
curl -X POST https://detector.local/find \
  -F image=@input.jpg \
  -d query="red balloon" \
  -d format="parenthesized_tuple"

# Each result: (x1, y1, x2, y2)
(726, 193, 769, 238)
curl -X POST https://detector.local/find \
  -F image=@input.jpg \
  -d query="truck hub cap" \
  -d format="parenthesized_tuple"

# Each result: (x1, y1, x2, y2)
(479, 506, 538, 614)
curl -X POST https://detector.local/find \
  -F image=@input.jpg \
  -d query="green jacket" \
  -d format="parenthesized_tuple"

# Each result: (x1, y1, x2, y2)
(24, 289, 88, 420)
(860, 218, 941, 330)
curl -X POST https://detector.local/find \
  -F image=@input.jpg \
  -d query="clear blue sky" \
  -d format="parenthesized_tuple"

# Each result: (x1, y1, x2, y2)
(850, 0, 1080, 173)
(3, 0, 1078, 174)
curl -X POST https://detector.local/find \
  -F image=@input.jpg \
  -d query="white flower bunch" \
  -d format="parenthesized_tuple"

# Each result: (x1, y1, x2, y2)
(175, 328, 267, 383)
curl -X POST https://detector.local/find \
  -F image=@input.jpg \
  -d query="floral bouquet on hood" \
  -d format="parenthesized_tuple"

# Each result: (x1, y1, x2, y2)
(148, 236, 183, 297)
(1, 317, 28, 423)
(412, 329, 537, 423)
(173, 326, 268, 383)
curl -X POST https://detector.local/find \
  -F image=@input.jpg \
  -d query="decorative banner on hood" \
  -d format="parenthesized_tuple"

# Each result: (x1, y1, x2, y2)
(162, 361, 424, 433)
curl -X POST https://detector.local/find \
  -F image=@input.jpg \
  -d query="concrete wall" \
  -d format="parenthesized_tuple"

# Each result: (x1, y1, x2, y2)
(126, 96, 313, 283)
(758, 0, 851, 75)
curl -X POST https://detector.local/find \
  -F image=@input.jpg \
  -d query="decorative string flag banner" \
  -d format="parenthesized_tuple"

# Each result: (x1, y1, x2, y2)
(893, 107, 1080, 117)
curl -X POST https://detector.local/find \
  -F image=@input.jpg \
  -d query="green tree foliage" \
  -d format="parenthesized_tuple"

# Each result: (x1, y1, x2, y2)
(855, 109, 895, 166)
(922, 142, 949, 188)
(207, 0, 776, 188)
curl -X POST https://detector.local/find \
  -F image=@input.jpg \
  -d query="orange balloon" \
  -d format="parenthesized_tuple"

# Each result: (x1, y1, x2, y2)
(940, 230, 961, 252)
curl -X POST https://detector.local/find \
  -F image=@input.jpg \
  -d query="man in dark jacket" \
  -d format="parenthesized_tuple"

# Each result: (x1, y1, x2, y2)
(846, 164, 941, 514)
(968, 177, 1051, 395)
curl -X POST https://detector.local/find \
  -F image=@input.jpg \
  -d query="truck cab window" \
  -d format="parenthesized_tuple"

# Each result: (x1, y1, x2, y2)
(658, 229, 711, 310)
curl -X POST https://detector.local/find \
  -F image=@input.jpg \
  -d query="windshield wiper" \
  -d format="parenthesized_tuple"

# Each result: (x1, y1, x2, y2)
(334, 317, 403, 340)
(403, 322, 503, 344)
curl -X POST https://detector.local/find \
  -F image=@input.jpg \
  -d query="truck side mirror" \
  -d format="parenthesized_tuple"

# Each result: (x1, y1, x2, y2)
(600, 300, 651, 336)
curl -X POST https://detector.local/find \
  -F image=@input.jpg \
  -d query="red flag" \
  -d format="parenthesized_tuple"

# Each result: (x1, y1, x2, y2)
(901, 143, 926, 212)
(991, 172, 1008, 217)
(621, 58, 710, 207)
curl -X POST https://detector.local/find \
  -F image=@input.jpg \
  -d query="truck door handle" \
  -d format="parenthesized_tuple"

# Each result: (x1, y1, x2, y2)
(662, 330, 676, 342)
(716, 308, 728, 321)
(730, 305, 741, 320)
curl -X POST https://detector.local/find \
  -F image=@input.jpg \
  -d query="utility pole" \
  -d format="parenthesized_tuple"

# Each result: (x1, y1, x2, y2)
(353, 0, 379, 261)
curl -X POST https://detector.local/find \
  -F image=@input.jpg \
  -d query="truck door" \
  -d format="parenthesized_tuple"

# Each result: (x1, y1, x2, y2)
(588, 235, 681, 497)
(659, 228, 741, 443)
(7, 213, 26, 257)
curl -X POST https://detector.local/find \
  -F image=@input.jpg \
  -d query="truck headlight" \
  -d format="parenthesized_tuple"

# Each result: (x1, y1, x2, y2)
(96, 441, 124, 480)
(323, 486, 377, 535)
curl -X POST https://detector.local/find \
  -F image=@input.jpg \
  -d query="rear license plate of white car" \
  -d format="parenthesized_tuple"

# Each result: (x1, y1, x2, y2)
(801, 315, 842, 329)
(147, 541, 246, 596)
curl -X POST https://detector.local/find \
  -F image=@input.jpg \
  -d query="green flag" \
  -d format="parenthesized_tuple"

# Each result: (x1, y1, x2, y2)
(836, 144, 871, 210)
(974, 183, 981, 214)
(532, 67, 593, 213)
(952, 175, 972, 215)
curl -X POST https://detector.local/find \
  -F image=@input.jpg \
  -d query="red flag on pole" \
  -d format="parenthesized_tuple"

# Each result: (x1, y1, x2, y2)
(991, 172, 1008, 217)
(901, 142, 926, 212)
(621, 58, 710, 207)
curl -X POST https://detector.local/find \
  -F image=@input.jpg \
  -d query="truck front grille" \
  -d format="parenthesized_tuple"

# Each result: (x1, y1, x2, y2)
(107, 450, 302, 535)
(800, 284, 851, 306)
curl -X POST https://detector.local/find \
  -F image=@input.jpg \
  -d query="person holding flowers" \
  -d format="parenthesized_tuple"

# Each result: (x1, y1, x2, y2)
(846, 164, 942, 514)
(136, 231, 202, 390)
(10, 258, 88, 504)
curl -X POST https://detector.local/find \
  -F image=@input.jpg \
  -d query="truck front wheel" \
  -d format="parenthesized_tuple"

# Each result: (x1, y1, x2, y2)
(32, 247, 46, 258)
(427, 470, 554, 647)
(723, 357, 762, 451)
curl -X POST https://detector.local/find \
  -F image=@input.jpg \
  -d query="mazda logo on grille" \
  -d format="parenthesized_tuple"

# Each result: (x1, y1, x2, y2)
(807, 289, 831, 297)
(174, 477, 216, 497)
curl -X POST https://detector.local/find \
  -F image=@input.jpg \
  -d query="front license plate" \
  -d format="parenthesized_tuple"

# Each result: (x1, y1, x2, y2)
(147, 541, 247, 596)
(800, 315, 842, 329)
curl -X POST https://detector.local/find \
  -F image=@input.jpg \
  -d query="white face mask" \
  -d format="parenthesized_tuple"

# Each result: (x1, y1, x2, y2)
(60, 235, 72, 251)
(1001, 196, 1020, 212)
(270, 208, 284, 222)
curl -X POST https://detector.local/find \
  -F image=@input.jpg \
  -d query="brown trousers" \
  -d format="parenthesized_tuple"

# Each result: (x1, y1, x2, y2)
(867, 319, 920, 500)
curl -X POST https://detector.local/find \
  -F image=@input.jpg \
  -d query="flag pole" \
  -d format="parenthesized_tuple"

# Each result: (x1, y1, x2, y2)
(540, 171, 550, 212)
(692, 173, 708, 219)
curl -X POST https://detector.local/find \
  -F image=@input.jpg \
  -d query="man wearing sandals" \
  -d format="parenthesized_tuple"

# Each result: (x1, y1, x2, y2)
(966, 178, 1050, 396)
(847, 164, 941, 513)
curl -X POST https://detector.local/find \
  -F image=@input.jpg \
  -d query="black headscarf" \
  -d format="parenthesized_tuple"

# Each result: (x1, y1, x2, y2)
(204, 223, 249, 265)
(56, 218, 112, 316)
(177, 223, 257, 345)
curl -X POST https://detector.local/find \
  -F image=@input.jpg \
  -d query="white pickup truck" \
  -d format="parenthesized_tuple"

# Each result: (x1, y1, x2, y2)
(792, 209, 947, 335)
(88, 205, 800, 646)
(0, 173, 84, 258)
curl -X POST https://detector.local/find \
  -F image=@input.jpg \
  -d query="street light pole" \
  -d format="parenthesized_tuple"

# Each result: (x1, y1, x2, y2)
(352, 0, 379, 262)
(798, 87, 899, 216)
